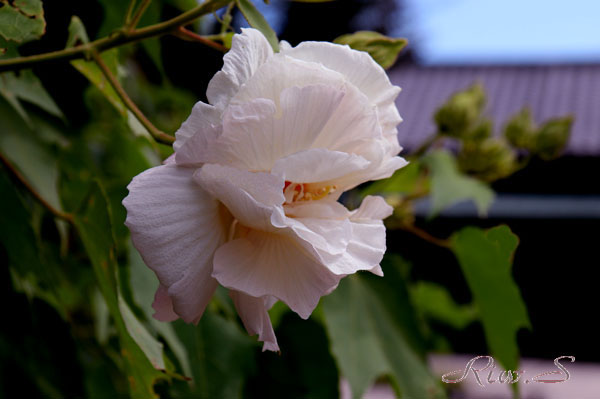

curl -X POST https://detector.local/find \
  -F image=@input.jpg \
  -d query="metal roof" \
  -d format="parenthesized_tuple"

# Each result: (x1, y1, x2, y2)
(389, 63, 600, 156)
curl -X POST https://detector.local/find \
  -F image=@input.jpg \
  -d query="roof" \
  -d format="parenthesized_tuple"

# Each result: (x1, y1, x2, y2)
(389, 63, 600, 156)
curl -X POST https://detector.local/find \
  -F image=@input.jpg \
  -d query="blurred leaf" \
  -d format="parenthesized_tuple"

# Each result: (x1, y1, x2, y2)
(451, 225, 531, 371)
(361, 160, 423, 197)
(129, 241, 192, 377)
(322, 269, 444, 399)
(0, 70, 64, 125)
(0, 0, 45, 44)
(174, 312, 256, 399)
(410, 282, 476, 330)
(74, 181, 169, 398)
(66, 15, 89, 47)
(535, 116, 572, 160)
(334, 31, 407, 69)
(236, 0, 279, 52)
(425, 150, 494, 217)
(0, 97, 64, 213)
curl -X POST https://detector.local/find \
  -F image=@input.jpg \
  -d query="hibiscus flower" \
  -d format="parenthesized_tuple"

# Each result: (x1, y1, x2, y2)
(123, 28, 407, 351)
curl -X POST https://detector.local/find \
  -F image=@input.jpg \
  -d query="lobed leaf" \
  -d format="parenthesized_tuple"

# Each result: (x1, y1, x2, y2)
(0, 0, 45, 44)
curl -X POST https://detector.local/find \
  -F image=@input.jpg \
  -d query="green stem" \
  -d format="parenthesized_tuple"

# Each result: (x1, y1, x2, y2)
(127, 0, 152, 31)
(0, 0, 231, 72)
(92, 51, 174, 145)
(124, 0, 138, 25)
(173, 26, 228, 52)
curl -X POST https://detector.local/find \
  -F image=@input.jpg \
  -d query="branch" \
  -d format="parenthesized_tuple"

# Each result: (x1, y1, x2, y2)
(0, 0, 231, 72)
(127, 0, 153, 31)
(401, 225, 451, 248)
(0, 152, 74, 223)
(92, 51, 174, 145)
(173, 26, 228, 52)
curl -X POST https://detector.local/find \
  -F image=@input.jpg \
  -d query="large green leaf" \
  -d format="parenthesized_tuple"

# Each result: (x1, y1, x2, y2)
(236, 0, 279, 51)
(410, 281, 476, 330)
(334, 31, 407, 69)
(73, 181, 169, 398)
(425, 149, 494, 216)
(322, 266, 444, 399)
(0, 0, 45, 44)
(361, 160, 423, 197)
(451, 225, 531, 371)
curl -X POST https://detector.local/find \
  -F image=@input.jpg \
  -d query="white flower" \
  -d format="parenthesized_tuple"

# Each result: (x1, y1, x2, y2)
(123, 28, 407, 352)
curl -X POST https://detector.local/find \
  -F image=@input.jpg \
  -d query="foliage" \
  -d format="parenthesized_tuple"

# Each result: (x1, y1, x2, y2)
(0, 1, 571, 398)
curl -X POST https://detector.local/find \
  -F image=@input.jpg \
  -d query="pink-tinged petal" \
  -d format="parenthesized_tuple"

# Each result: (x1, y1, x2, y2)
(351, 195, 394, 220)
(283, 41, 402, 136)
(207, 28, 273, 109)
(194, 164, 285, 232)
(173, 101, 222, 151)
(230, 290, 279, 352)
(284, 199, 349, 219)
(163, 154, 176, 165)
(219, 85, 345, 171)
(152, 284, 179, 322)
(123, 165, 228, 323)
(213, 231, 340, 319)
(175, 122, 222, 166)
(271, 149, 369, 183)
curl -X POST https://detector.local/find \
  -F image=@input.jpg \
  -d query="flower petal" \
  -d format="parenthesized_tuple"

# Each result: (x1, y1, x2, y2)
(194, 164, 285, 232)
(173, 101, 222, 152)
(123, 165, 227, 323)
(229, 290, 279, 352)
(271, 148, 369, 183)
(213, 230, 340, 319)
(207, 28, 273, 109)
(282, 41, 402, 136)
(152, 284, 179, 322)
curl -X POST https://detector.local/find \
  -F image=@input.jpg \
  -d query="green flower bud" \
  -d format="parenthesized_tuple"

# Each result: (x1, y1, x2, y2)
(458, 138, 517, 182)
(504, 108, 535, 150)
(434, 84, 486, 139)
(534, 116, 572, 160)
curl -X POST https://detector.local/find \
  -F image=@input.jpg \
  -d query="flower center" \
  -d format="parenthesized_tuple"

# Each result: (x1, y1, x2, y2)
(283, 181, 337, 204)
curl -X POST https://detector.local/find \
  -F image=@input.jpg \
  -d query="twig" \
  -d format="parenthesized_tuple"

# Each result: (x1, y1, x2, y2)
(127, 0, 153, 31)
(92, 51, 174, 145)
(401, 224, 451, 248)
(0, 0, 231, 72)
(124, 0, 138, 25)
(0, 152, 74, 223)
(173, 27, 228, 52)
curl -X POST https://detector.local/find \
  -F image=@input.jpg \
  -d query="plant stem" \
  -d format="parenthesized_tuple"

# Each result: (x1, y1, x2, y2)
(124, 0, 138, 25)
(127, 0, 153, 31)
(0, 0, 231, 72)
(0, 152, 74, 223)
(92, 51, 174, 145)
(173, 26, 228, 52)
(401, 225, 451, 248)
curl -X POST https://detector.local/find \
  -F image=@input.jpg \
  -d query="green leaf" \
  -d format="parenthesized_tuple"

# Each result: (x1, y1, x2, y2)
(424, 150, 494, 216)
(129, 241, 192, 377)
(0, 70, 64, 125)
(0, 0, 45, 43)
(236, 0, 279, 52)
(410, 282, 477, 330)
(361, 160, 423, 197)
(322, 269, 445, 399)
(451, 225, 531, 371)
(174, 312, 256, 399)
(334, 31, 407, 69)
(73, 181, 169, 398)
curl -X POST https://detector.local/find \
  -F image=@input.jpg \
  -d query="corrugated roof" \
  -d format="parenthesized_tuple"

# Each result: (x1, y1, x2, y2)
(389, 64, 600, 156)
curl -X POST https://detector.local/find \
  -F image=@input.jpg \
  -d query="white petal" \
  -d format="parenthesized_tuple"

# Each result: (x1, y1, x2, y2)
(173, 101, 222, 151)
(271, 148, 369, 183)
(283, 41, 402, 136)
(213, 231, 340, 319)
(174, 122, 221, 166)
(207, 28, 273, 109)
(218, 85, 345, 171)
(152, 284, 179, 322)
(123, 165, 227, 323)
(194, 164, 285, 232)
(351, 195, 394, 220)
(229, 290, 279, 352)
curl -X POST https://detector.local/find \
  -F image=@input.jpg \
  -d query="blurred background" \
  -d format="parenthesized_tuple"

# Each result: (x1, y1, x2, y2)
(2, 0, 599, 398)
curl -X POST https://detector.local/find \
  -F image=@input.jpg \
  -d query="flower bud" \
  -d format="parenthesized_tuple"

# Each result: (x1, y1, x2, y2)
(434, 84, 486, 139)
(458, 139, 517, 181)
(504, 108, 535, 150)
(534, 116, 572, 160)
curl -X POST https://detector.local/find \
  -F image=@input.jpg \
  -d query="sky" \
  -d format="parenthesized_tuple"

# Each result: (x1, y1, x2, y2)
(399, 0, 600, 65)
